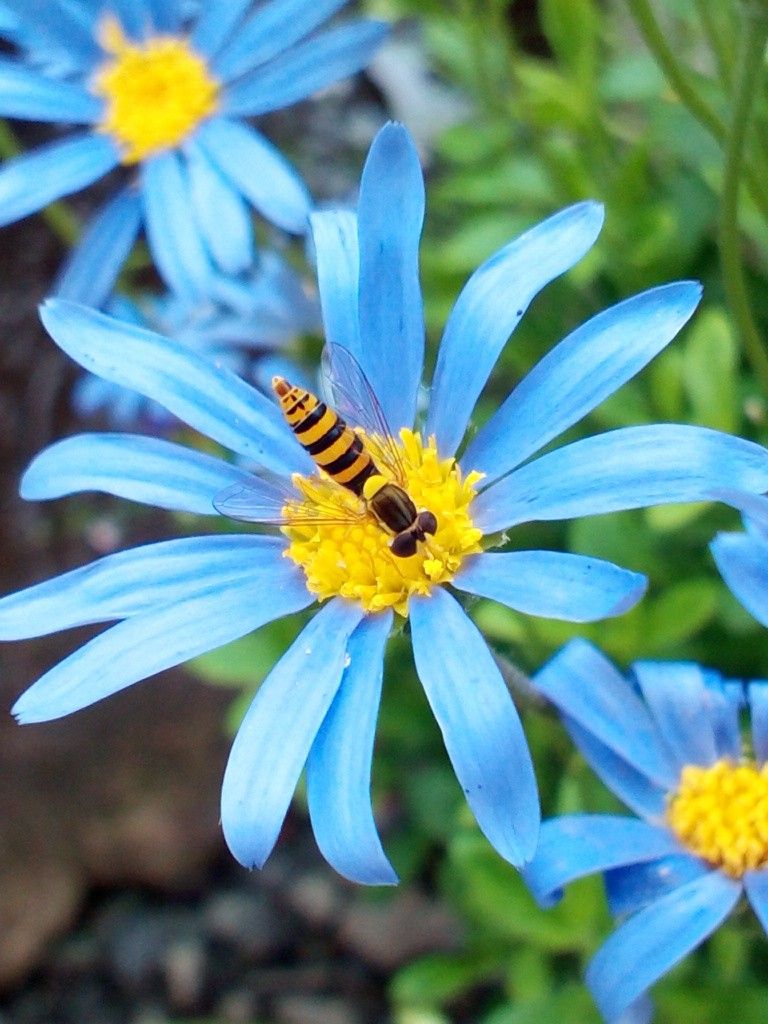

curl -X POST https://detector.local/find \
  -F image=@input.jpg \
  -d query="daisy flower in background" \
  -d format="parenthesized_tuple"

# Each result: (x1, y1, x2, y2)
(72, 250, 321, 426)
(523, 640, 768, 1023)
(3, 123, 768, 884)
(0, 0, 387, 297)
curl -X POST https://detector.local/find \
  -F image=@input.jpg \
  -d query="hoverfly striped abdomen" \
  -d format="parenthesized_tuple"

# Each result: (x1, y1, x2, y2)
(273, 376, 376, 496)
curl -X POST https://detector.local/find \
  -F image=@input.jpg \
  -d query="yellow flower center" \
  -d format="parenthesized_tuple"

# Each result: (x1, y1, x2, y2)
(93, 17, 220, 164)
(666, 759, 768, 878)
(283, 429, 484, 617)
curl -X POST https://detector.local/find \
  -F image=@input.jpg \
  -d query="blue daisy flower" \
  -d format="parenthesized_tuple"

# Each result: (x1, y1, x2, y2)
(72, 250, 320, 426)
(0, 0, 387, 296)
(4, 123, 768, 884)
(524, 640, 768, 1022)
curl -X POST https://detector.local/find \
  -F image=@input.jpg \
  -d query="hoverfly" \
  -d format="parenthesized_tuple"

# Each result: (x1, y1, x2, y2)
(214, 345, 438, 558)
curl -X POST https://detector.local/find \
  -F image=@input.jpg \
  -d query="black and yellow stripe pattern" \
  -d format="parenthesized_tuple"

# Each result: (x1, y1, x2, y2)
(273, 377, 377, 495)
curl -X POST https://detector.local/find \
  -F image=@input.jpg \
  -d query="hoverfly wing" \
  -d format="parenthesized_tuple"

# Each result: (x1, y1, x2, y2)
(321, 344, 407, 486)
(214, 473, 368, 528)
(213, 475, 295, 524)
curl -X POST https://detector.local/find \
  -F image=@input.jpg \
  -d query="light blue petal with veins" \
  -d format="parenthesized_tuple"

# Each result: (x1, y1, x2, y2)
(0, 56, 102, 121)
(631, 662, 720, 771)
(473, 425, 768, 535)
(710, 530, 768, 628)
(410, 588, 539, 866)
(223, 21, 388, 117)
(186, 139, 254, 275)
(39, 300, 310, 475)
(197, 118, 311, 235)
(453, 551, 646, 622)
(0, 535, 289, 639)
(310, 210, 360, 358)
(463, 282, 702, 485)
(534, 639, 678, 789)
(307, 610, 397, 885)
(357, 123, 425, 431)
(213, 0, 350, 80)
(13, 565, 313, 724)
(0, 132, 118, 227)
(744, 871, 768, 935)
(20, 433, 268, 515)
(142, 150, 215, 299)
(586, 871, 740, 1022)
(605, 854, 710, 917)
(54, 189, 142, 308)
(222, 599, 364, 869)
(749, 683, 768, 763)
(523, 815, 679, 908)
(191, 0, 252, 57)
(427, 201, 604, 457)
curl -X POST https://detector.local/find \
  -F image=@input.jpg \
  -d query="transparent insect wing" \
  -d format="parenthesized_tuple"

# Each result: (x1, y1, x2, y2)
(321, 344, 407, 485)
(213, 474, 367, 528)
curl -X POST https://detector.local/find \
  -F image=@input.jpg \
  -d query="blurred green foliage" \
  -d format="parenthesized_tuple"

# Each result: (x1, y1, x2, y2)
(190, 0, 768, 1020)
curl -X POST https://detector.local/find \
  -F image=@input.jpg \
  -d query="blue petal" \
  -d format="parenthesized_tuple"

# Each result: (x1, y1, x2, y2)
(744, 871, 768, 935)
(39, 299, 310, 474)
(631, 662, 721, 771)
(54, 189, 142, 308)
(523, 815, 679, 908)
(223, 21, 388, 117)
(186, 139, 254, 275)
(12, 564, 313, 724)
(463, 282, 702, 485)
(710, 530, 768, 627)
(605, 854, 711, 917)
(702, 673, 743, 761)
(0, 0, 99, 68)
(586, 871, 741, 1022)
(20, 433, 269, 514)
(212, 0, 350, 80)
(357, 122, 425, 431)
(534, 640, 678, 790)
(197, 117, 312, 234)
(410, 588, 539, 866)
(0, 56, 102, 121)
(191, 0, 252, 57)
(306, 610, 398, 885)
(110, 0, 153, 38)
(707, 488, 768, 541)
(221, 598, 364, 869)
(142, 150, 215, 299)
(565, 716, 667, 820)
(0, 132, 119, 227)
(0, 535, 288, 639)
(473, 425, 768, 535)
(145, 0, 182, 31)
(453, 551, 646, 622)
(310, 209, 360, 357)
(427, 201, 604, 457)
(749, 683, 768, 763)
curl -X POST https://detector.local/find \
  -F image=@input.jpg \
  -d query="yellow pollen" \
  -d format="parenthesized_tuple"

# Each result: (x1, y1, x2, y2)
(283, 429, 484, 617)
(93, 16, 220, 164)
(666, 759, 768, 878)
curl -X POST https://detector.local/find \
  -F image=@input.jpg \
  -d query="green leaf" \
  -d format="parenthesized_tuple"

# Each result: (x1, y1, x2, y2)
(682, 307, 739, 432)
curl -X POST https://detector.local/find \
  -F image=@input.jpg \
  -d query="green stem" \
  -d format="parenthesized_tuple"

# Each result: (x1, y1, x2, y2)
(694, 0, 734, 87)
(0, 119, 81, 246)
(626, 0, 768, 224)
(719, 4, 768, 393)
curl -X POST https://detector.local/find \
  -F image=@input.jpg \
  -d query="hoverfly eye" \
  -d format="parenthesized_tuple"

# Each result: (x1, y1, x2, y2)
(417, 510, 438, 536)
(390, 532, 418, 558)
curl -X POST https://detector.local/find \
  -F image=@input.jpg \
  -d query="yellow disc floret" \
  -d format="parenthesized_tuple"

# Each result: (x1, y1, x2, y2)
(93, 17, 220, 164)
(283, 429, 484, 616)
(667, 759, 768, 878)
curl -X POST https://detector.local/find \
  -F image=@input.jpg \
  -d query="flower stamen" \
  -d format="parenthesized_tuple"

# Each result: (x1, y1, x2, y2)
(93, 16, 220, 164)
(667, 759, 768, 878)
(283, 429, 483, 616)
